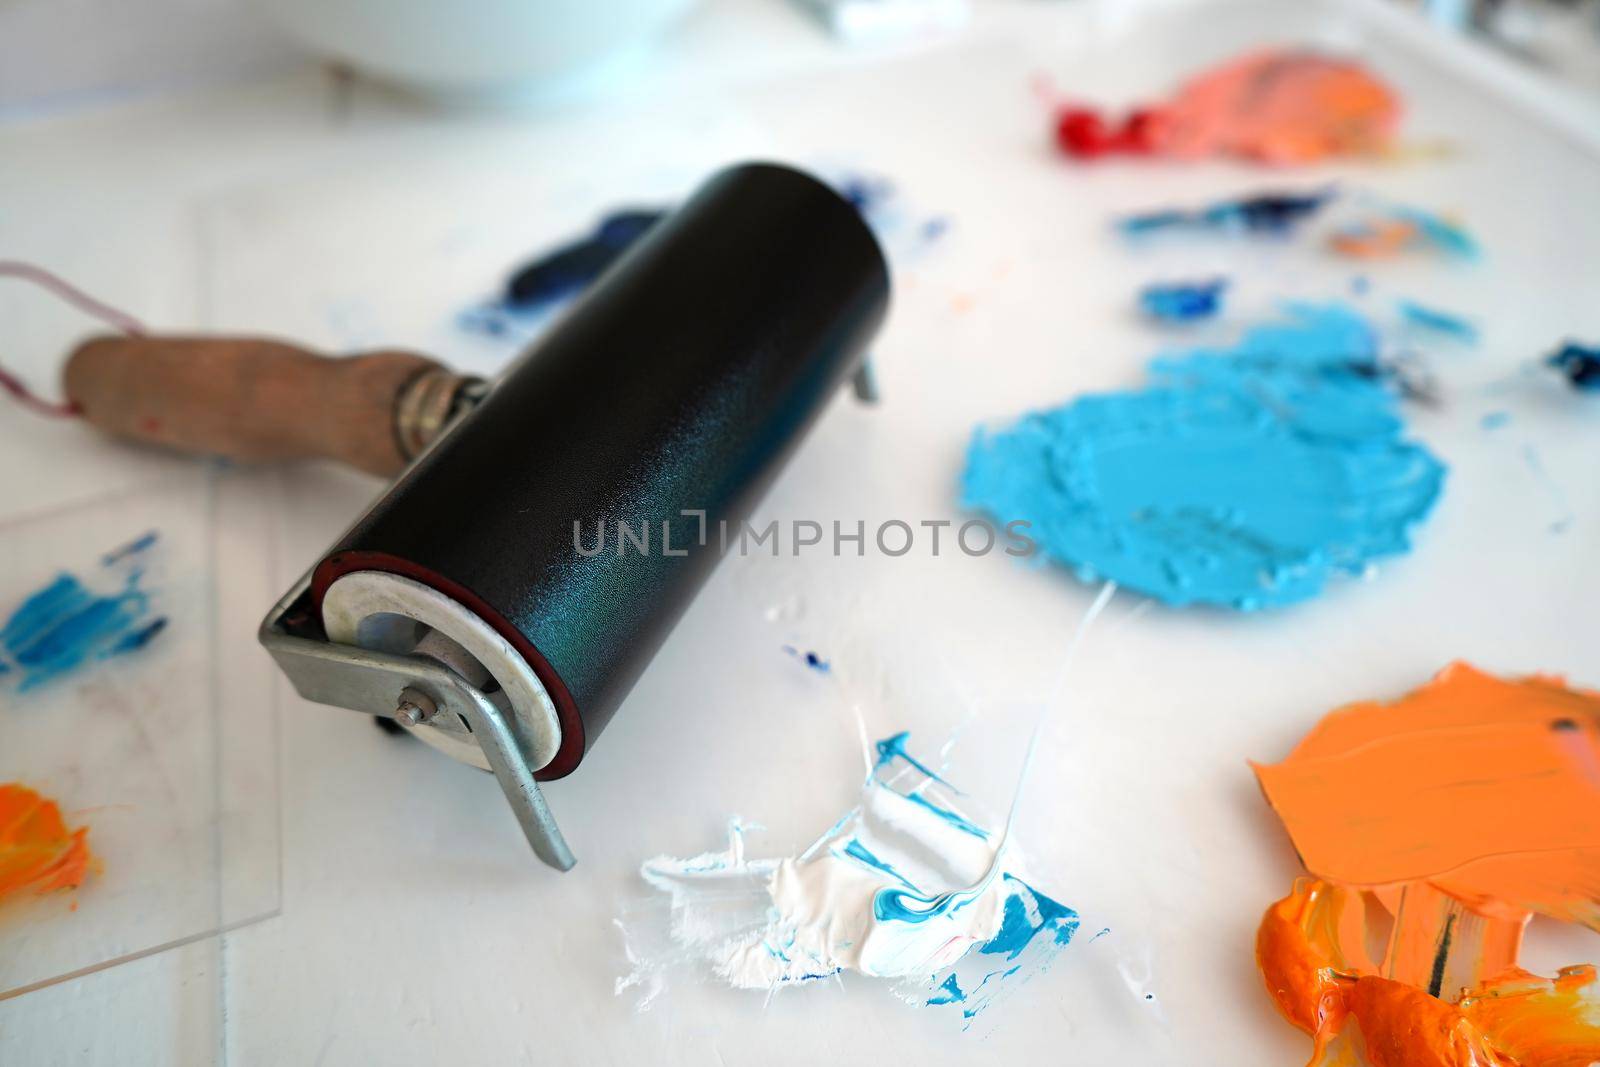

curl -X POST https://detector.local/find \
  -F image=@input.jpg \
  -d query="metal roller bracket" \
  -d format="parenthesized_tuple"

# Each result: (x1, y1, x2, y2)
(259, 574, 575, 871)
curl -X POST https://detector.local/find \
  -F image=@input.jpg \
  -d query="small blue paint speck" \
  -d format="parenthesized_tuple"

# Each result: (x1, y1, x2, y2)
(1480, 411, 1511, 431)
(781, 645, 831, 673)
(1139, 279, 1227, 323)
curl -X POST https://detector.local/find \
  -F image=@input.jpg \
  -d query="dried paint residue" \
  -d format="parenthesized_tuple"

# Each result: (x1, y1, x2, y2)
(0, 783, 92, 905)
(0, 531, 166, 691)
(962, 303, 1445, 609)
(1055, 50, 1398, 164)
(1252, 663, 1600, 1065)
(618, 733, 1083, 1024)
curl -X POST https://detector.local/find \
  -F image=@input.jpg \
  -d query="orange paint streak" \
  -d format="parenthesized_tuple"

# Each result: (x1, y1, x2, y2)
(1328, 220, 1421, 260)
(0, 783, 93, 904)
(1253, 665, 1600, 1065)
(1159, 50, 1401, 165)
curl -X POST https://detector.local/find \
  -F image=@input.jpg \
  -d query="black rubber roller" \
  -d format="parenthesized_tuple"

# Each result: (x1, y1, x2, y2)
(311, 162, 891, 780)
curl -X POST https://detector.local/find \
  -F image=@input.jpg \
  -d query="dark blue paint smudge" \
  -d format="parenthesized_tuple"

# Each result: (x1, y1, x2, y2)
(781, 645, 831, 673)
(963, 302, 1447, 609)
(1, 533, 166, 692)
(1548, 341, 1600, 392)
(1140, 279, 1227, 323)
(504, 209, 666, 313)
(1119, 189, 1334, 238)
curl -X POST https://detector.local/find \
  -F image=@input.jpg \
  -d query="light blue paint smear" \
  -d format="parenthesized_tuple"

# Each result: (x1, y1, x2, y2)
(874, 730, 955, 788)
(1392, 206, 1480, 260)
(903, 791, 990, 841)
(963, 303, 1446, 609)
(1, 533, 167, 691)
(926, 973, 964, 1006)
(843, 838, 921, 892)
(1398, 299, 1479, 344)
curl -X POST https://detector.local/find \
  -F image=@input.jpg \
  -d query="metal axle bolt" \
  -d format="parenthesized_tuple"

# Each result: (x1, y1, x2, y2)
(393, 686, 438, 727)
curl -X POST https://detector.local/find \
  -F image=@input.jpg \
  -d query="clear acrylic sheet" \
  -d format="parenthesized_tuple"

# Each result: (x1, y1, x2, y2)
(0, 468, 281, 1000)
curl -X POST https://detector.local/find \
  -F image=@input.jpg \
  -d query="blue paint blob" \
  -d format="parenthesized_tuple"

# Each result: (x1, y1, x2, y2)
(1119, 189, 1334, 238)
(1140, 279, 1227, 323)
(962, 303, 1447, 609)
(1548, 341, 1600, 392)
(1, 534, 166, 691)
(1398, 299, 1478, 344)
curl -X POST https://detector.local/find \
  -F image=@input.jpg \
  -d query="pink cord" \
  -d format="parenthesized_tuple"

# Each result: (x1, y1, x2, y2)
(0, 259, 147, 419)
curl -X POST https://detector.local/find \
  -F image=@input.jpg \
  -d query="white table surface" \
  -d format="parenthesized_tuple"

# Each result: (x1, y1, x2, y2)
(2, 0, 1599, 1062)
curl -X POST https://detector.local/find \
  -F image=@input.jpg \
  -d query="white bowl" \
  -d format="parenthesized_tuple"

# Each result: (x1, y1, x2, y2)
(253, 0, 700, 99)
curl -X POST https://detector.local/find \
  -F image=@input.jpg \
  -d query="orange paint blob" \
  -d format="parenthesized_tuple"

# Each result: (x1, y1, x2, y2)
(0, 783, 92, 904)
(1253, 664, 1600, 1066)
(1159, 50, 1401, 165)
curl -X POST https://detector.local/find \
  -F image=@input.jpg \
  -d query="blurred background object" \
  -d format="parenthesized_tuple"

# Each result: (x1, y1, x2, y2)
(249, 0, 700, 100)
(4, 0, 1600, 116)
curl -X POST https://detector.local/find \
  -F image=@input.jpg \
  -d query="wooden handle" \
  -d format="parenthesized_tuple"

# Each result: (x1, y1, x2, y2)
(64, 335, 453, 477)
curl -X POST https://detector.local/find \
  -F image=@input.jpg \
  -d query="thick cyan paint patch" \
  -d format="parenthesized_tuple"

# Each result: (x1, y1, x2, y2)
(619, 733, 1082, 1024)
(0, 531, 166, 691)
(1253, 663, 1600, 1066)
(962, 302, 1445, 609)
(0, 782, 92, 905)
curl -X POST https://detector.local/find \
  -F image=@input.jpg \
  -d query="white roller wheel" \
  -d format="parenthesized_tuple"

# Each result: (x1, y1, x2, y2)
(321, 570, 561, 772)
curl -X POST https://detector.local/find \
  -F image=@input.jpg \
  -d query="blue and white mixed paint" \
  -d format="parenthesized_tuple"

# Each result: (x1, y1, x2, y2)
(962, 303, 1447, 609)
(619, 731, 1082, 1022)
(0, 532, 167, 692)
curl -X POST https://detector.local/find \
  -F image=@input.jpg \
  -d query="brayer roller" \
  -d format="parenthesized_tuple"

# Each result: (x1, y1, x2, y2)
(247, 162, 890, 870)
